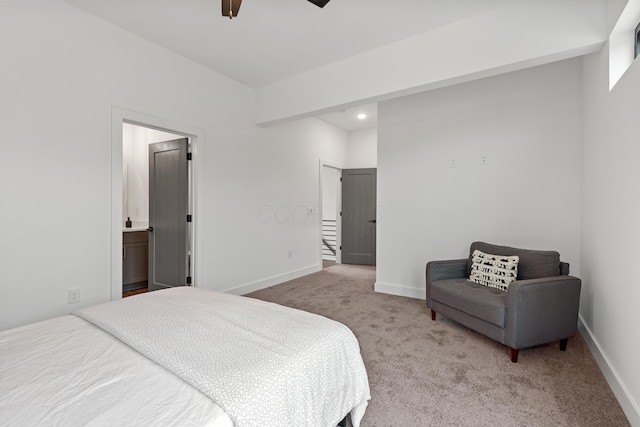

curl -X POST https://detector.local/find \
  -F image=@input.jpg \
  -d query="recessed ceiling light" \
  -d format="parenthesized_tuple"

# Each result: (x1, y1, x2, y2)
(356, 113, 367, 120)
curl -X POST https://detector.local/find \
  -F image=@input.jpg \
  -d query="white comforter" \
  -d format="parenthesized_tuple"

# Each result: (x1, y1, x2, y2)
(0, 315, 232, 427)
(75, 287, 371, 427)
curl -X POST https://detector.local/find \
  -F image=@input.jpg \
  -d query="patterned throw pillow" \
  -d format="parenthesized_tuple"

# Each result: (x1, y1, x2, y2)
(468, 249, 519, 291)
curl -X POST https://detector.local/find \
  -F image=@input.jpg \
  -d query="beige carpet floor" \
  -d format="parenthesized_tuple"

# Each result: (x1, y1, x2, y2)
(247, 263, 629, 427)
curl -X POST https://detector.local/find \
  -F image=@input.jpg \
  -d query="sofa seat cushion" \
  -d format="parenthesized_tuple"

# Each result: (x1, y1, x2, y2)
(430, 278, 507, 328)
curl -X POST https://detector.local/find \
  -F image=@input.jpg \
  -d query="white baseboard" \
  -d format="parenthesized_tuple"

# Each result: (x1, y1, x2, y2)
(223, 264, 322, 296)
(578, 315, 640, 426)
(374, 282, 425, 300)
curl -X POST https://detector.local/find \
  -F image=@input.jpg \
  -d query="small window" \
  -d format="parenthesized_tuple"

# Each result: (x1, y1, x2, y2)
(635, 22, 640, 59)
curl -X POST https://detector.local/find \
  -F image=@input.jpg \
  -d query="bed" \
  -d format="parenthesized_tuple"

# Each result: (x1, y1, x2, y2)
(0, 287, 371, 426)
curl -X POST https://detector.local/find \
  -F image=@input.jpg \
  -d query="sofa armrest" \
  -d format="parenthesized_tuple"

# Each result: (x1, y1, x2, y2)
(426, 259, 468, 307)
(505, 275, 581, 349)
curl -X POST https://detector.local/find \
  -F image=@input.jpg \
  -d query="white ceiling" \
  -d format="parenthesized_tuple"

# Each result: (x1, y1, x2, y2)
(60, 0, 602, 131)
(58, 0, 607, 131)
(63, 0, 513, 89)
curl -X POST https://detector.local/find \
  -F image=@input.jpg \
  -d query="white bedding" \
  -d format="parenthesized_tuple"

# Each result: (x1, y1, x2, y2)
(0, 315, 232, 427)
(75, 287, 371, 427)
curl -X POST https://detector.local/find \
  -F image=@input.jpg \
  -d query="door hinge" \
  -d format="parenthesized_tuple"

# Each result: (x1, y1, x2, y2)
(340, 245, 342, 250)
(340, 177, 343, 182)
(187, 152, 192, 161)
(186, 276, 192, 285)
(340, 211, 342, 216)
(187, 214, 192, 223)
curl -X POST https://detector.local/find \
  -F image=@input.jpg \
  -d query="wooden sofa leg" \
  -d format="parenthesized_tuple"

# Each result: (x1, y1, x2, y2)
(560, 338, 568, 351)
(510, 348, 519, 363)
(431, 310, 436, 321)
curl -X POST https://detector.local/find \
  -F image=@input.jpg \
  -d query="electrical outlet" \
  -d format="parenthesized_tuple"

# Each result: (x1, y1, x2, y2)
(68, 288, 81, 304)
(449, 158, 457, 168)
(480, 155, 488, 165)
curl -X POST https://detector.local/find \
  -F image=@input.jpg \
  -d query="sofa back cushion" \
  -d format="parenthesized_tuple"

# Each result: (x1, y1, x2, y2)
(466, 241, 561, 280)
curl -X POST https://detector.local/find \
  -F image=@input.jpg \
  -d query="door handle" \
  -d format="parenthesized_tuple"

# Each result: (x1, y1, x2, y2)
(147, 227, 154, 232)
(368, 220, 377, 223)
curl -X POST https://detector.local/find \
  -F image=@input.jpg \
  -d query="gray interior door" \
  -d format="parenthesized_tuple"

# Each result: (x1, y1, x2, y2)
(148, 138, 189, 291)
(341, 168, 377, 265)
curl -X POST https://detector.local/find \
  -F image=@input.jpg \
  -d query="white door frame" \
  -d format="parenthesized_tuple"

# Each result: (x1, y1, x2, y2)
(319, 159, 343, 266)
(111, 107, 205, 301)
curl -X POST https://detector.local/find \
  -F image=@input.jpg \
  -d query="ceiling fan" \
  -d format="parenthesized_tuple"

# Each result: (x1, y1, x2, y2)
(222, 0, 331, 19)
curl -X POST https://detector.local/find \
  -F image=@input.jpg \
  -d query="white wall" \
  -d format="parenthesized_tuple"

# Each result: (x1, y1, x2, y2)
(346, 128, 377, 169)
(375, 58, 583, 299)
(581, 25, 640, 424)
(0, 1, 348, 331)
(322, 166, 340, 221)
(321, 165, 340, 261)
(210, 118, 347, 295)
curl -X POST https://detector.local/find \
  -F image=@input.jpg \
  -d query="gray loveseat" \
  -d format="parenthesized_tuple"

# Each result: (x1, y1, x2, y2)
(426, 241, 581, 362)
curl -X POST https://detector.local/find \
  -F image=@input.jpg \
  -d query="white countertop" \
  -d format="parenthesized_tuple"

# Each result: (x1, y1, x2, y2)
(123, 221, 149, 233)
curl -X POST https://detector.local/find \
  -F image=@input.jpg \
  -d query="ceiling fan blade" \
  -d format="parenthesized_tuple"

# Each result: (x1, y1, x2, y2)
(307, 0, 330, 8)
(222, 0, 242, 18)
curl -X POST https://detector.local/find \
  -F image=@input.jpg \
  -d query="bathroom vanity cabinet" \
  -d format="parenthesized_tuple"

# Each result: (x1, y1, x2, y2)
(123, 231, 148, 289)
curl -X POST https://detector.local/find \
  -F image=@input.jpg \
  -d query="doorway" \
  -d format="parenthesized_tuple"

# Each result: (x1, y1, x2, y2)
(111, 107, 204, 301)
(319, 162, 378, 268)
(123, 125, 191, 295)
